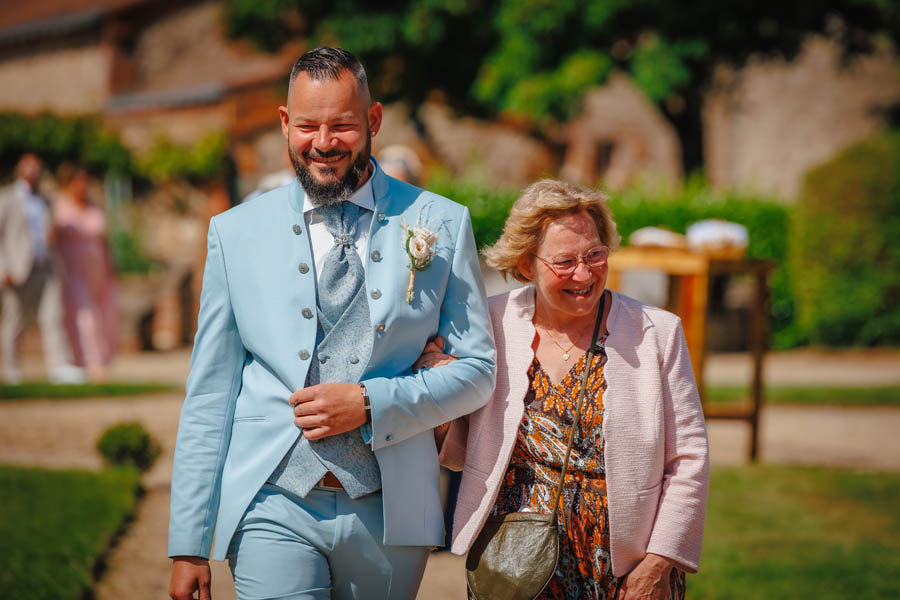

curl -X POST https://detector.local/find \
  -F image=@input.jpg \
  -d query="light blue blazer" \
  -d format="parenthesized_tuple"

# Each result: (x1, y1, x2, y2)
(168, 165, 496, 561)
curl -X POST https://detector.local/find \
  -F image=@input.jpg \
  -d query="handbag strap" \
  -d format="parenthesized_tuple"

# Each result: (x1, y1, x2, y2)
(549, 290, 607, 526)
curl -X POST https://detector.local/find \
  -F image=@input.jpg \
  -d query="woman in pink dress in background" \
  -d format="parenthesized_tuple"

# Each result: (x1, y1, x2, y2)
(53, 165, 117, 382)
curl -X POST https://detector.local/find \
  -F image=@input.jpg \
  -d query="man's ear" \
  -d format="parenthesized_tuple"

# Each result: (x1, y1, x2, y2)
(278, 106, 290, 140)
(368, 102, 383, 137)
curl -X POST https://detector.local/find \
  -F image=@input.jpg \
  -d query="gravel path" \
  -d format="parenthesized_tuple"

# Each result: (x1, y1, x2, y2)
(3, 347, 899, 599)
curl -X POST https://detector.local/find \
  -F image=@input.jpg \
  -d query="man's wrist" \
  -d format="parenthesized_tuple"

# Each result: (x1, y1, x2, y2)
(359, 384, 371, 424)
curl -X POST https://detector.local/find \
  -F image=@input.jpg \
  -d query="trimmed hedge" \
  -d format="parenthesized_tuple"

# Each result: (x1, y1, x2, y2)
(792, 131, 900, 346)
(0, 112, 134, 178)
(429, 175, 794, 346)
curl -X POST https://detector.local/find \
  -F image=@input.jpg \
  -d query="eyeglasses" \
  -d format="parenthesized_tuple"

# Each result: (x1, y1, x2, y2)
(533, 247, 610, 278)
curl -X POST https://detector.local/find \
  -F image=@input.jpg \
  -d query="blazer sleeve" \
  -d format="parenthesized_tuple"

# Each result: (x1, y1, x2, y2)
(645, 319, 710, 573)
(168, 218, 245, 558)
(362, 208, 496, 451)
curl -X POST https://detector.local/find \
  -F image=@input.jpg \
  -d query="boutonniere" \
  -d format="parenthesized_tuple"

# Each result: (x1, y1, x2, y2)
(403, 222, 438, 303)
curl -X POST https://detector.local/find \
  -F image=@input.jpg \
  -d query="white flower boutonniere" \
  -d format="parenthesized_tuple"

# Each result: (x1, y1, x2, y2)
(404, 223, 438, 303)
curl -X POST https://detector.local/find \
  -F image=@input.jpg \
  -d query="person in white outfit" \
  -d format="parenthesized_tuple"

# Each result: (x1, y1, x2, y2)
(0, 154, 82, 384)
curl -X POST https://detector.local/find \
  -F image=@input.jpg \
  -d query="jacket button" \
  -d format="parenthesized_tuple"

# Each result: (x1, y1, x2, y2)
(298, 350, 310, 360)
(375, 323, 386, 334)
(293, 224, 302, 235)
(370, 250, 382, 262)
(318, 354, 328, 364)
(370, 288, 381, 300)
(385, 434, 393, 442)
(301, 308, 313, 319)
(377, 212, 386, 223)
(349, 355, 359, 364)
(298, 263, 309, 274)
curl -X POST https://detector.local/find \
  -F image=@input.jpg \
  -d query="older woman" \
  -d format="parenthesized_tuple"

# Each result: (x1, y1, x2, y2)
(419, 180, 709, 599)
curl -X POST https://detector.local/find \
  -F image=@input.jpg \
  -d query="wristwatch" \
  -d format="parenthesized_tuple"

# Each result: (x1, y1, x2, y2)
(359, 384, 372, 424)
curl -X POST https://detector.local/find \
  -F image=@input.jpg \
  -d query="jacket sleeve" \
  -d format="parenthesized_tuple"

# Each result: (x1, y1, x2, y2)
(361, 208, 496, 450)
(645, 319, 710, 573)
(168, 218, 245, 558)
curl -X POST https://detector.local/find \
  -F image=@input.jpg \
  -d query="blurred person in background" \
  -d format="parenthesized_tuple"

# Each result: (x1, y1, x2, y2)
(53, 164, 117, 383)
(419, 180, 709, 599)
(0, 153, 82, 384)
(377, 145, 423, 185)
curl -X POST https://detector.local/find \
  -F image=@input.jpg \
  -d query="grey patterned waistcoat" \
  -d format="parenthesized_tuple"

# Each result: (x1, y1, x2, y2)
(267, 283, 381, 498)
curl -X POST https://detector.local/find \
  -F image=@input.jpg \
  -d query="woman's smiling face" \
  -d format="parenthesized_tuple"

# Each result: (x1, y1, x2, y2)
(520, 211, 608, 323)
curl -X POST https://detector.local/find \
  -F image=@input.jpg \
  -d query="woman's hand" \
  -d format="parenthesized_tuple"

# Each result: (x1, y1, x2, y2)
(413, 336, 457, 371)
(619, 553, 677, 600)
(414, 336, 459, 447)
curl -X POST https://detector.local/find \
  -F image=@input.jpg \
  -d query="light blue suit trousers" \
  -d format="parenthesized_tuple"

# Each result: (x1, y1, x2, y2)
(227, 486, 429, 600)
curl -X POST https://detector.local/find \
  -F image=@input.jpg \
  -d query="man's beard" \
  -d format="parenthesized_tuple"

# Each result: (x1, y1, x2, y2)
(290, 133, 371, 207)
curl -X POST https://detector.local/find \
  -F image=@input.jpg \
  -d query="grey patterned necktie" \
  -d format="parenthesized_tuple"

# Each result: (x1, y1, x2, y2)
(316, 202, 364, 332)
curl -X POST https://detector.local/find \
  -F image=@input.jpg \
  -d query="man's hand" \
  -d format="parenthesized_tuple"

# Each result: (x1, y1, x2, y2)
(291, 383, 366, 440)
(618, 553, 677, 600)
(169, 556, 212, 600)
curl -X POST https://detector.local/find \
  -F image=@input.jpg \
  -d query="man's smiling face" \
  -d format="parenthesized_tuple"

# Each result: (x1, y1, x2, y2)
(279, 70, 382, 206)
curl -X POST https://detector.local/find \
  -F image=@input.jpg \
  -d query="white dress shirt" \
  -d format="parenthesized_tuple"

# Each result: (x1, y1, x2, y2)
(301, 163, 376, 283)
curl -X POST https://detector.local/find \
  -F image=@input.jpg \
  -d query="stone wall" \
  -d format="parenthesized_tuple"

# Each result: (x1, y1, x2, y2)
(704, 36, 900, 200)
(0, 38, 110, 114)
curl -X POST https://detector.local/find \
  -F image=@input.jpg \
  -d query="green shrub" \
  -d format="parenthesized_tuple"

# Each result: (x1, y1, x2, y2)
(426, 171, 518, 251)
(610, 178, 794, 347)
(97, 422, 161, 472)
(792, 131, 900, 346)
(109, 228, 156, 274)
(0, 112, 134, 178)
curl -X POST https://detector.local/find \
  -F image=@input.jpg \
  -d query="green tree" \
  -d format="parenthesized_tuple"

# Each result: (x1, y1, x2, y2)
(224, 0, 900, 171)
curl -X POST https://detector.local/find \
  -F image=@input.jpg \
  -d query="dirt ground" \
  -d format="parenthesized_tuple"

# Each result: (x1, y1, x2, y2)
(3, 348, 899, 599)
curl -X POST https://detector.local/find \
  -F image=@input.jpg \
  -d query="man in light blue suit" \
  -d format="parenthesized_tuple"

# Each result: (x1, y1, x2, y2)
(168, 48, 496, 600)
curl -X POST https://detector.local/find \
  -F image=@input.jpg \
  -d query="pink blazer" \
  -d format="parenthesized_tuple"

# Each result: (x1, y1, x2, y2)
(440, 286, 710, 576)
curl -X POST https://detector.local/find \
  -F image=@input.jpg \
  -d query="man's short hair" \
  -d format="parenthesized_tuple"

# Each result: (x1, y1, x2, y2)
(289, 47, 368, 91)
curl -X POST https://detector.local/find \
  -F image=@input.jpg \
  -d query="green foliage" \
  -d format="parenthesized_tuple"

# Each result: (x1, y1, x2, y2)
(223, 0, 899, 129)
(425, 171, 518, 251)
(0, 465, 141, 600)
(792, 131, 900, 346)
(109, 227, 156, 274)
(0, 112, 230, 187)
(136, 132, 230, 183)
(97, 422, 161, 472)
(695, 465, 900, 598)
(0, 112, 134, 178)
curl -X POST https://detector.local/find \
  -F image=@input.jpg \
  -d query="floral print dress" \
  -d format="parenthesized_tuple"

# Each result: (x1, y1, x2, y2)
(474, 350, 685, 600)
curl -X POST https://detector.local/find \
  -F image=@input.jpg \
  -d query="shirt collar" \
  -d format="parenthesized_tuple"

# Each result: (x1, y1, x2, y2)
(302, 160, 376, 215)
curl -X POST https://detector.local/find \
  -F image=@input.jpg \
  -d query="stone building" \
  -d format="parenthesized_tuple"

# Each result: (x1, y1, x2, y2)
(0, 0, 297, 193)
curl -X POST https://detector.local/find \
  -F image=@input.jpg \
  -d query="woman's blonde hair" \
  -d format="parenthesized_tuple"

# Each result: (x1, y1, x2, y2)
(483, 179, 620, 283)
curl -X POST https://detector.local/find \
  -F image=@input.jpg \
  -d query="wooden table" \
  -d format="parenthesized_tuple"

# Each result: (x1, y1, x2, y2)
(607, 246, 775, 460)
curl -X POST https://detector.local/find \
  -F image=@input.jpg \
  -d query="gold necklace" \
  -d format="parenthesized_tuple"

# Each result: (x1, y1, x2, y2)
(539, 326, 578, 361)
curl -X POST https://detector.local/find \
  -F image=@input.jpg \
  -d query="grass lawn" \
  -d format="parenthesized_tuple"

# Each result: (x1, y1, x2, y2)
(706, 385, 900, 407)
(0, 465, 142, 600)
(692, 465, 900, 599)
(0, 381, 177, 400)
